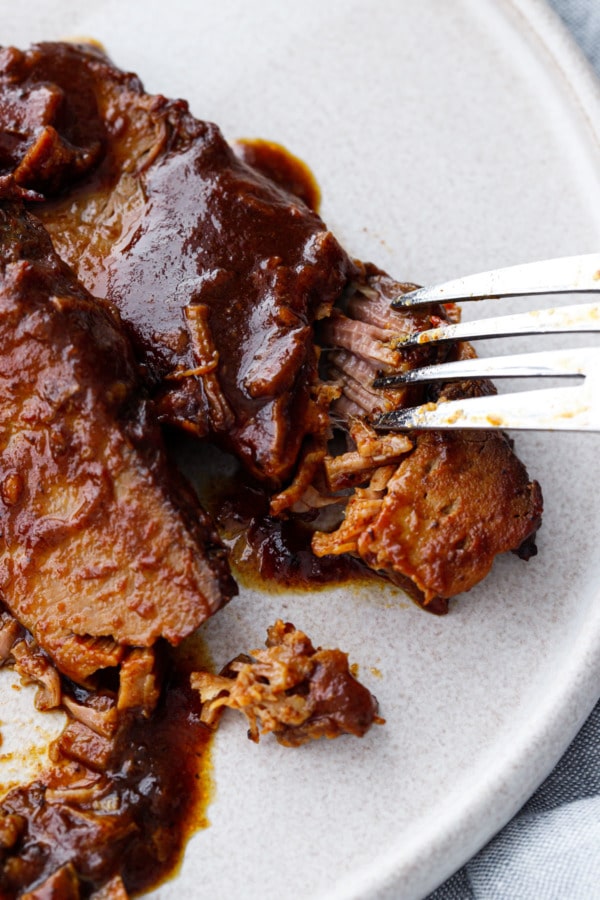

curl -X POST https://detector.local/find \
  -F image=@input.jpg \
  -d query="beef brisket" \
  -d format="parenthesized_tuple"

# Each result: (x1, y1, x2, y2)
(0, 202, 235, 685)
(0, 41, 542, 610)
(0, 41, 353, 485)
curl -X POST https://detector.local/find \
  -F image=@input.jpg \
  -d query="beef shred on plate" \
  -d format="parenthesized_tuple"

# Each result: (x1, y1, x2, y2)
(192, 619, 383, 747)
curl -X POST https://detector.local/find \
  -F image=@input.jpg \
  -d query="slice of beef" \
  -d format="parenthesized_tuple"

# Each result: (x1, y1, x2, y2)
(0, 41, 353, 485)
(0, 202, 235, 685)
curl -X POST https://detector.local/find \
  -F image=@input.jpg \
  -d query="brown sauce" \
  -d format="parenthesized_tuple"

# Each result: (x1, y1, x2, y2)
(0, 653, 213, 899)
(231, 504, 374, 591)
(194, 455, 373, 590)
(233, 138, 322, 212)
(194, 452, 447, 613)
(229, 505, 448, 614)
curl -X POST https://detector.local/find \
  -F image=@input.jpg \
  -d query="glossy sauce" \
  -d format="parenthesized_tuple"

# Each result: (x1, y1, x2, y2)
(6, 40, 354, 485)
(212, 476, 374, 589)
(233, 138, 322, 212)
(0, 656, 213, 899)
(195, 454, 448, 612)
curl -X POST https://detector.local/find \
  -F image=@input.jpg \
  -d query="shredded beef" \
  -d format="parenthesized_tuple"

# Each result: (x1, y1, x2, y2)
(192, 620, 382, 747)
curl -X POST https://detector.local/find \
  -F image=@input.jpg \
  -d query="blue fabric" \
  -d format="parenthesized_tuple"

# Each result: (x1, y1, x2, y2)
(428, 709, 600, 898)
(548, 0, 600, 71)
(428, 3, 600, 897)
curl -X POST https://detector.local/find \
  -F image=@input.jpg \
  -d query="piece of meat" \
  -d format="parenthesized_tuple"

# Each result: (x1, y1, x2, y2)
(0, 814, 25, 851)
(312, 428, 542, 604)
(0, 41, 353, 485)
(0, 609, 21, 662)
(0, 42, 542, 611)
(90, 877, 129, 900)
(19, 867, 128, 900)
(192, 620, 382, 747)
(19, 863, 81, 900)
(306, 273, 543, 609)
(11, 638, 62, 711)
(0, 202, 235, 686)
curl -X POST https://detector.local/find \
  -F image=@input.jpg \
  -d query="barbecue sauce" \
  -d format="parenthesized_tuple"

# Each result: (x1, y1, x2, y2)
(0, 658, 213, 899)
(233, 138, 321, 212)
(212, 478, 371, 589)
(195, 453, 448, 611)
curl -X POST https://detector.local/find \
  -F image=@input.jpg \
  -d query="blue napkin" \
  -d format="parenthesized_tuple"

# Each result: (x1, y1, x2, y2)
(549, 0, 600, 69)
(429, 2, 600, 896)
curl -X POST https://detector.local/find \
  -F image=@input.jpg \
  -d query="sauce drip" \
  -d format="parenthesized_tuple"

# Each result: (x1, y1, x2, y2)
(197, 460, 446, 612)
(233, 138, 322, 213)
(202, 469, 374, 590)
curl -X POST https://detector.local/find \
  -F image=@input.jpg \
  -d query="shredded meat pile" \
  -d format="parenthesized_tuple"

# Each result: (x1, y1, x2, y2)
(0, 607, 213, 899)
(192, 620, 382, 747)
(0, 608, 379, 897)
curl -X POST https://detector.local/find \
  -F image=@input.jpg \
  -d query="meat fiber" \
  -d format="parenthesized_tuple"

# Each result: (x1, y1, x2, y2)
(192, 620, 381, 747)
(308, 273, 543, 609)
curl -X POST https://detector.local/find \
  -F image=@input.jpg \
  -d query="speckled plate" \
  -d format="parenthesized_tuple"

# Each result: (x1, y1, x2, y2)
(2, 1, 600, 898)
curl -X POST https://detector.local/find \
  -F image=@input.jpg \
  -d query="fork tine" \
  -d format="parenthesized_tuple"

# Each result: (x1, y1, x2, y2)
(373, 383, 595, 432)
(400, 301, 600, 347)
(392, 253, 600, 309)
(374, 347, 592, 388)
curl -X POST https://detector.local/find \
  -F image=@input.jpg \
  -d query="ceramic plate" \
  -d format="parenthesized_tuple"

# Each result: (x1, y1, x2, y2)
(2, 1, 600, 898)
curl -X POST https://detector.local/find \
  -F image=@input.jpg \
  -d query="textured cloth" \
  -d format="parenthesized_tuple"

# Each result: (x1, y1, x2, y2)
(429, 2, 600, 897)
(548, 0, 600, 70)
(429, 709, 600, 898)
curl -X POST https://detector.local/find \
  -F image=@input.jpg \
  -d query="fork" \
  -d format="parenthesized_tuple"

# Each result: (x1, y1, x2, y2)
(373, 253, 600, 432)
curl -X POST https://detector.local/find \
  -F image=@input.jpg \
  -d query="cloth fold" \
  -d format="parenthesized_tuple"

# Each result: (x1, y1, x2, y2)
(429, 2, 600, 897)
(429, 708, 600, 898)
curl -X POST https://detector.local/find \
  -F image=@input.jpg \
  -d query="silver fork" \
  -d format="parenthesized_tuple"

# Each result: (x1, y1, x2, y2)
(373, 253, 600, 432)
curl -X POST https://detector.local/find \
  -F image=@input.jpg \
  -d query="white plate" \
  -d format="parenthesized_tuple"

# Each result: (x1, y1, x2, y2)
(2, 1, 600, 898)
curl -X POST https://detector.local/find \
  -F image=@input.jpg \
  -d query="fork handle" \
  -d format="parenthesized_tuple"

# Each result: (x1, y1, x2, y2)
(393, 253, 600, 308)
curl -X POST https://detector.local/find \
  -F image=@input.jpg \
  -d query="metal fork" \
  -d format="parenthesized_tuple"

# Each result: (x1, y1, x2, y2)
(373, 253, 600, 432)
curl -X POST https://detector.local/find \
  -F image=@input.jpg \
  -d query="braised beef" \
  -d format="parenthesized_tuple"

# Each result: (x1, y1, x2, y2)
(0, 202, 235, 688)
(307, 274, 543, 606)
(0, 41, 353, 486)
(0, 669, 211, 899)
(0, 42, 543, 609)
(192, 620, 382, 747)
(0, 38, 547, 900)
